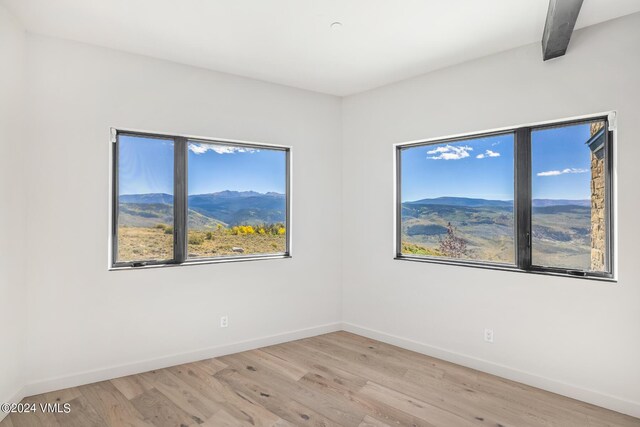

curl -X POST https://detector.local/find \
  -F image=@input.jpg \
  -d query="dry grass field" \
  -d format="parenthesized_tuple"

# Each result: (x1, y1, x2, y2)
(187, 229, 286, 258)
(117, 227, 174, 262)
(117, 226, 286, 262)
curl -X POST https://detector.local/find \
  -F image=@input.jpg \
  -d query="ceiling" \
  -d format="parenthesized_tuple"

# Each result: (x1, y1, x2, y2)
(3, 0, 640, 96)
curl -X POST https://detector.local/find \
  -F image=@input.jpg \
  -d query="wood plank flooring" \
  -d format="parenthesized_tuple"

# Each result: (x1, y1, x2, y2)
(2, 331, 638, 427)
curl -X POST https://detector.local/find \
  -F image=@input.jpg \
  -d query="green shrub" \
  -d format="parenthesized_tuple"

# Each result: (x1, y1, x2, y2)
(164, 226, 173, 235)
(401, 242, 441, 256)
(189, 234, 204, 245)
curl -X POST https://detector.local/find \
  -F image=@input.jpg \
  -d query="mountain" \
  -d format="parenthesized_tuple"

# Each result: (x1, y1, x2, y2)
(119, 191, 286, 228)
(203, 190, 264, 199)
(405, 196, 590, 208)
(120, 193, 174, 204)
(189, 192, 285, 226)
(119, 203, 226, 229)
(531, 199, 590, 207)
(401, 196, 592, 269)
(406, 197, 512, 207)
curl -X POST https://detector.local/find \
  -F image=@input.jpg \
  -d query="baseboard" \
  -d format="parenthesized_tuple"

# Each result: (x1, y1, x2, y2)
(342, 322, 640, 419)
(23, 322, 341, 398)
(0, 385, 27, 423)
(16, 321, 640, 420)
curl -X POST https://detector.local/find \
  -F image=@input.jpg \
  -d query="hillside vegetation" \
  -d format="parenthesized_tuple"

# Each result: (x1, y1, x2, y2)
(402, 202, 515, 263)
(117, 225, 286, 261)
(116, 191, 287, 262)
(401, 197, 592, 269)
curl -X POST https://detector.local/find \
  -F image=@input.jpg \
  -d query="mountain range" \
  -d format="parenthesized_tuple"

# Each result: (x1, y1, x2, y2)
(119, 191, 286, 228)
(405, 196, 590, 208)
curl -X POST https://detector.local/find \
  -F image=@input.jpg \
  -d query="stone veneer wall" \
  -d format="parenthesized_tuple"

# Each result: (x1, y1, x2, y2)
(589, 121, 606, 271)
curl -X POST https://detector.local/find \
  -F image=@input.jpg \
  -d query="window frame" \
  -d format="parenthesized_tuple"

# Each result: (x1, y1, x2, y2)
(110, 128, 292, 270)
(394, 114, 615, 281)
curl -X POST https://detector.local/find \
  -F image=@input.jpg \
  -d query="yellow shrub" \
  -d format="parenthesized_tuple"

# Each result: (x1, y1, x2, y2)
(230, 224, 282, 235)
(240, 225, 254, 234)
(231, 225, 257, 235)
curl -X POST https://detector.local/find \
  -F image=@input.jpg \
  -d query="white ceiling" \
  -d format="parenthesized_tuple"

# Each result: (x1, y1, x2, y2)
(3, 0, 640, 96)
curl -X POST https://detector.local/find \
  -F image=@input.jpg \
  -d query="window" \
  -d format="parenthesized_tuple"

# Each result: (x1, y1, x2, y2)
(531, 122, 610, 274)
(396, 115, 614, 280)
(400, 133, 515, 264)
(115, 134, 175, 264)
(111, 130, 290, 268)
(187, 141, 288, 259)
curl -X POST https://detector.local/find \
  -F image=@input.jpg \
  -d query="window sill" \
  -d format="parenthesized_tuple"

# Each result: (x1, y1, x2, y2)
(395, 255, 616, 283)
(110, 254, 291, 271)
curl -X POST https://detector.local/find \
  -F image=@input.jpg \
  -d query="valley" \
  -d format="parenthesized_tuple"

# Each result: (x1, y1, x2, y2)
(116, 190, 287, 262)
(401, 197, 592, 269)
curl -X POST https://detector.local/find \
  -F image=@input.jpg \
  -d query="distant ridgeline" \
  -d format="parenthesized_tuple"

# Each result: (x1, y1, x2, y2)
(403, 197, 590, 218)
(119, 190, 286, 229)
(402, 196, 591, 241)
(403, 196, 590, 208)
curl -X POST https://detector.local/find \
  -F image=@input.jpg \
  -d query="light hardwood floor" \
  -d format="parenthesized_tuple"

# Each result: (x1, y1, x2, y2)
(2, 332, 638, 427)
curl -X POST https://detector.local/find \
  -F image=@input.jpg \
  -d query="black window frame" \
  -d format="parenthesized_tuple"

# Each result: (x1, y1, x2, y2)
(395, 115, 615, 281)
(110, 129, 291, 270)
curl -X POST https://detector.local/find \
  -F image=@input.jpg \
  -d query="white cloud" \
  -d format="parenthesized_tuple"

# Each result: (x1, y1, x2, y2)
(188, 143, 258, 155)
(476, 150, 501, 159)
(427, 144, 473, 160)
(537, 168, 588, 177)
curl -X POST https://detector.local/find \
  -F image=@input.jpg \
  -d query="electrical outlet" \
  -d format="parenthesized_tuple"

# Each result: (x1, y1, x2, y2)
(220, 316, 229, 328)
(484, 328, 494, 343)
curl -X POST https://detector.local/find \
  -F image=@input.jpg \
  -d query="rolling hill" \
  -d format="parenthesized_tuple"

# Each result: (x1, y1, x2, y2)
(401, 196, 592, 269)
(118, 191, 286, 229)
(406, 197, 512, 208)
(404, 196, 590, 208)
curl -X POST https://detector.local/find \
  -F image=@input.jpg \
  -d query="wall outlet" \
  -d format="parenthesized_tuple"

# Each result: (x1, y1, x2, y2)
(484, 328, 494, 343)
(220, 316, 229, 328)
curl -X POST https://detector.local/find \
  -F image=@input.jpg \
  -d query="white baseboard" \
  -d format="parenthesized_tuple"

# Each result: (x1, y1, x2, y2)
(0, 385, 27, 423)
(14, 321, 640, 420)
(23, 322, 341, 398)
(342, 322, 640, 419)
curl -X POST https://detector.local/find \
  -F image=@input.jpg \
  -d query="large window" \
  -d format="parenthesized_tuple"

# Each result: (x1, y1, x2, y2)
(116, 134, 175, 264)
(111, 130, 290, 268)
(400, 133, 515, 264)
(396, 116, 614, 280)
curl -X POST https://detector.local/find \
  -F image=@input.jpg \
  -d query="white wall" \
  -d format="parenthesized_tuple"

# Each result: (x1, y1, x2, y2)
(0, 3, 27, 412)
(22, 35, 342, 392)
(342, 13, 640, 417)
(5, 8, 639, 420)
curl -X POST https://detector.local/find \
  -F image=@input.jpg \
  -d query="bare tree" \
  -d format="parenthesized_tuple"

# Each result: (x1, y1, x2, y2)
(438, 222, 468, 258)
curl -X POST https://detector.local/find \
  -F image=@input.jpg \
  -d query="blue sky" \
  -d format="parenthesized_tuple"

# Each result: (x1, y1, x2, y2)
(401, 122, 595, 202)
(401, 133, 515, 202)
(187, 142, 286, 195)
(119, 135, 174, 195)
(118, 135, 286, 195)
(531, 123, 593, 200)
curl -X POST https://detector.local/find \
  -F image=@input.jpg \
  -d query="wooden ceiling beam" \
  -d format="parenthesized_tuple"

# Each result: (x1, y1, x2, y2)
(542, 0, 584, 61)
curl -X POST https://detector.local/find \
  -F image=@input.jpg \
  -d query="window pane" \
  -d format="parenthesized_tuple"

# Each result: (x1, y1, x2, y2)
(531, 120, 608, 272)
(187, 142, 287, 258)
(400, 134, 515, 263)
(117, 135, 174, 263)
